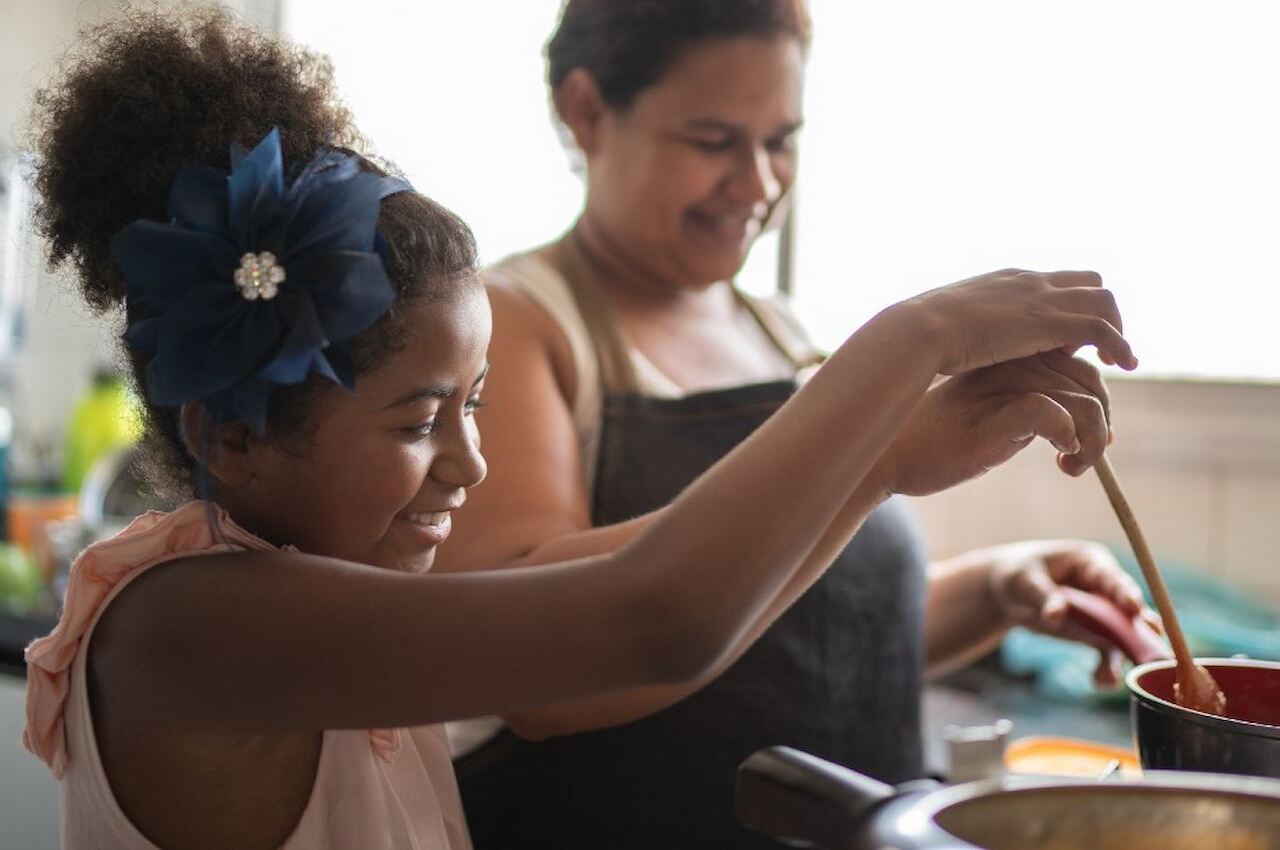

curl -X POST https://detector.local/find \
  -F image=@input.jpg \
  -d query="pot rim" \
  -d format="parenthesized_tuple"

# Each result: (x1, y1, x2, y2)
(914, 771, 1280, 849)
(1126, 657, 1280, 739)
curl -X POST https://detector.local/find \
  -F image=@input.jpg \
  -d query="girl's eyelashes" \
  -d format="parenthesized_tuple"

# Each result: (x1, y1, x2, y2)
(406, 420, 439, 438)
(403, 397, 485, 439)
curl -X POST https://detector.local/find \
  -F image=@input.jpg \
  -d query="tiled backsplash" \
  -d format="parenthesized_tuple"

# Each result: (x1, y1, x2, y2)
(908, 377, 1280, 603)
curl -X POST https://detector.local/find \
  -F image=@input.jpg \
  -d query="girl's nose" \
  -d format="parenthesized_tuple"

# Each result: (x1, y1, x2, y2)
(433, 425, 487, 489)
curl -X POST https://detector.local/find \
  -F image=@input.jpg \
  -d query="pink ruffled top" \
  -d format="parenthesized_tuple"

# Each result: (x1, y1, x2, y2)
(23, 501, 471, 849)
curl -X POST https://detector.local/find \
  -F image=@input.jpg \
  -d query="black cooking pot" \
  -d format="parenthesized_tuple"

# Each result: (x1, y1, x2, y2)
(1128, 657, 1280, 777)
(1062, 590, 1280, 778)
(736, 745, 1280, 849)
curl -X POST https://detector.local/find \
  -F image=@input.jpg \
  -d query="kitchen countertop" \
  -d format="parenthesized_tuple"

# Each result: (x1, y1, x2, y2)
(923, 658, 1134, 776)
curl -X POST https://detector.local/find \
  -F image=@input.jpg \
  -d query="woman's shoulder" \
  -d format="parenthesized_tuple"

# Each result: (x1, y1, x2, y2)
(482, 247, 599, 415)
(485, 248, 568, 297)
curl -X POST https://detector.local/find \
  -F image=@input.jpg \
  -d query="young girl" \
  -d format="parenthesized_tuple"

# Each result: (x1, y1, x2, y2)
(24, 10, 1136, 850)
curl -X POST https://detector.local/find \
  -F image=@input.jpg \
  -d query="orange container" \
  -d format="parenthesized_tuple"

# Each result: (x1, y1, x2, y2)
(7, 493, 80, 581)
(1005, 735, 1141, 778)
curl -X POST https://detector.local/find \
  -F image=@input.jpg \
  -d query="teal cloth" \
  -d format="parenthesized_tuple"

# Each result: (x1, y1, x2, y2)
(1001, 551, 1280, 703)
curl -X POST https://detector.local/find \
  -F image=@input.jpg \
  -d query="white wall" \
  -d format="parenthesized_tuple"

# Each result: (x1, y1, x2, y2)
(0, 0, 274, 481)
(910, 377, 1280, 602)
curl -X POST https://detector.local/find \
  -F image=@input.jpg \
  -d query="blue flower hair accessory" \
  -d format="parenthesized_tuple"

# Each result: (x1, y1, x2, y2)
(111, 128, 409, 432)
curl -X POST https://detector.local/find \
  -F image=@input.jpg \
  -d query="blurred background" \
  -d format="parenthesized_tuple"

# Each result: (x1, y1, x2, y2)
(3, 1, 1280, 846)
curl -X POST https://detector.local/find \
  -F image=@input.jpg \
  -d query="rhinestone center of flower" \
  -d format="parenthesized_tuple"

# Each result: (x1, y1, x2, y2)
(233, 251, 286, 301)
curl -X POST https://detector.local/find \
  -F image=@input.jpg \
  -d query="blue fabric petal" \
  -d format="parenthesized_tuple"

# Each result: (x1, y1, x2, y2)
(123, 316, 163, 354)
(288, 149, 361, 197)
(378, 175, 415, 199)
(286, 250, 396, 340)
(205, 378, 273, 434)
(284, 170, 382, 256)
(111, 222, 238, 311)
(228, 129, 285, 248)
(146, 289, 281, 405)
(119, 129, 399, 428)
(167, 167, 228, 234)
(257, 291, 328, 385)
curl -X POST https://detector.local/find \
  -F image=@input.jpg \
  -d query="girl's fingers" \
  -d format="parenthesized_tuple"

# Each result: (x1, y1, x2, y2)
(990, 393, 1080, 456)
(1038, 389, 1108, 474)
(1037, 350, 1111, 424)
(1052, 284, 1124, 334)
(1070, 316, 1138, 371)
(1042, 270, 1105, 292)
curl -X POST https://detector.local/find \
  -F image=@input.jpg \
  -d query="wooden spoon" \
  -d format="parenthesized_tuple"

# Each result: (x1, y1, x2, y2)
(1094, 454, 1227, 715)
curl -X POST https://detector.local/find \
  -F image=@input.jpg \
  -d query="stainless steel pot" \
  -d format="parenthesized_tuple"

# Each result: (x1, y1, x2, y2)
(737, 746, 1280, 849)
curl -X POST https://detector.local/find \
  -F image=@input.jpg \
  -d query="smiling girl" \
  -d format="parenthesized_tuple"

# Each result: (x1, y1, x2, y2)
(23, 9, 1136, 849)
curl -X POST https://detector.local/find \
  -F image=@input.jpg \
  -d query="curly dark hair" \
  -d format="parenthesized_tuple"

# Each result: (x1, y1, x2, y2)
(30, 6, 477, 498)
(547, 0, 812, 111)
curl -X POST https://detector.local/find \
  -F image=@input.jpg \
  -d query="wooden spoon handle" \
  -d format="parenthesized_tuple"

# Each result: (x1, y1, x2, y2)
(1093, 455, 1197, 669)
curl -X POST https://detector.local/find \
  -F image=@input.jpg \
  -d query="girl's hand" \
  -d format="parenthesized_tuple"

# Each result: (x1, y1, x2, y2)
(876, 350, 1113, 497)
(986, 540, 1159, 686)
(901, 269, 1138, 377)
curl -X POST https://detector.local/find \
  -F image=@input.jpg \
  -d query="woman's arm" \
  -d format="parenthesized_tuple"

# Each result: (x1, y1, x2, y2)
(98, 269, 1133, 737)
(923, 540, 1148, 681)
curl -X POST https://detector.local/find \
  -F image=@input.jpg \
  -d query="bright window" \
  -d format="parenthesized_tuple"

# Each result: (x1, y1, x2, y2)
(286, 0, 1277, 380)
(283, 0, 783, 294)
(281, 0, 782, 296)
(795, 0, 1280, 380)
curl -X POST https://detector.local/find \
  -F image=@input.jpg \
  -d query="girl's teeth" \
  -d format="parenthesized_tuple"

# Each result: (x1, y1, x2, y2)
(407, 512, 447, 527)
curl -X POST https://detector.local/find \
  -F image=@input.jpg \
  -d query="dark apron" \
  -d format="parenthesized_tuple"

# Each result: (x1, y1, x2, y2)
(460, 377, 928, 849)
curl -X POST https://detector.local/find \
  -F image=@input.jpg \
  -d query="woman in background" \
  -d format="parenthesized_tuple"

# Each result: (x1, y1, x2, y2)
(438, 1, 1147, 847)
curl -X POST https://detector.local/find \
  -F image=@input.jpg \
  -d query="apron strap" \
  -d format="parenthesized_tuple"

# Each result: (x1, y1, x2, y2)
(560, 231, 641, 393)
(732, 289, 827, 372)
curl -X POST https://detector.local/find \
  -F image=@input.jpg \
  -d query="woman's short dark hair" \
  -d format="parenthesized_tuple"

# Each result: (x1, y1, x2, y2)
(31, 7, 476, 497)
(547, 0, 812, 111)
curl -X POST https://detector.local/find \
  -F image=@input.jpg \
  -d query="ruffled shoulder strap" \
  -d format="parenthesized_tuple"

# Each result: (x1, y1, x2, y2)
(23, 501, 274, 777)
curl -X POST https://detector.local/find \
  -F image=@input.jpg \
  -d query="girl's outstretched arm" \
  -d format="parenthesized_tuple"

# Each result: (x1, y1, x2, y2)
(94, 270, 1134, 735)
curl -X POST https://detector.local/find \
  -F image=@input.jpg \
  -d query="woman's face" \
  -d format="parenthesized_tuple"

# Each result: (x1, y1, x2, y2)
(243, 284, 491, 574)
(582, 36, 805, 289)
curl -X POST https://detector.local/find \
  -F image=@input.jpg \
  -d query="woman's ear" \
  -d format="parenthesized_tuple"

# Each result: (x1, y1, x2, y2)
(553, 68, 608, 156)
(179, 402, 255, 489)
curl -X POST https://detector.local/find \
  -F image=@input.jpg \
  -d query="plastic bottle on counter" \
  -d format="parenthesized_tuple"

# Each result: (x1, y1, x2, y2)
(62, 366, 142, 495)
(0, 403, 10, 539)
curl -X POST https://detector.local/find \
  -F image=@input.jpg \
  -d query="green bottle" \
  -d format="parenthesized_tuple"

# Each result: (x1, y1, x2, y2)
(62, 367, 143, 494)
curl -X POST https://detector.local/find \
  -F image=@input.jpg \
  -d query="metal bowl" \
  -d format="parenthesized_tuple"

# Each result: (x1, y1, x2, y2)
(737, 746, 1280, 849)
(933, 777, 1280, 850)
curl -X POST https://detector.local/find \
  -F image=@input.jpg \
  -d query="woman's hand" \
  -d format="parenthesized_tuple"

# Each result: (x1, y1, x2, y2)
(986, 539, 1158, 685)
(876, 350, 1113, 497)
(899, 269, 1138, 377)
